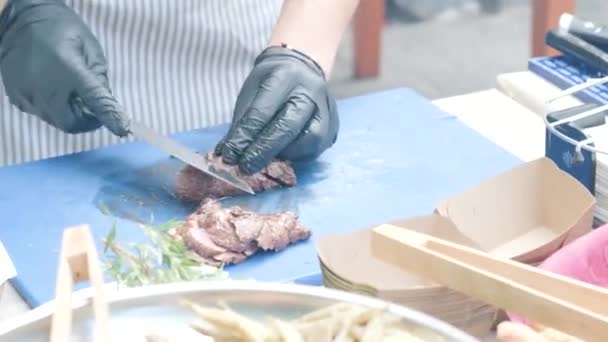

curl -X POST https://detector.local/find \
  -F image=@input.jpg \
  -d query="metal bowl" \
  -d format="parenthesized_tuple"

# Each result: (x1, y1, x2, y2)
(0, 281, 477, 341)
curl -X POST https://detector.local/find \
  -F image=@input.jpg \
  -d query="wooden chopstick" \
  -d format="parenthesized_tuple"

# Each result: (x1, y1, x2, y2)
(370, 224, 608, 341)
(50, 225, 109, 342)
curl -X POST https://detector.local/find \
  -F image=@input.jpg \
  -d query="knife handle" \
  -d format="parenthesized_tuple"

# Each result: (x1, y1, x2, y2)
(546, 29, 608, 73)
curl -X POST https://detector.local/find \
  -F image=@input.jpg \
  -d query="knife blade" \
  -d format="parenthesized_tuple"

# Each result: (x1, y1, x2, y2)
(129, 121, 255, 195)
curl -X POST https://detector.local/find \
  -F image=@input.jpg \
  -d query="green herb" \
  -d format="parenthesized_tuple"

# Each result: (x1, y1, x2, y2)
(104, 223, 116, 253)
(102, 221, 229, 287)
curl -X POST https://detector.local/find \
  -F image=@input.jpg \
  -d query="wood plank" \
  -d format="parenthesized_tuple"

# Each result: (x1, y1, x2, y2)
(353, 0, 385, 79)
(531, 0, 576, 56)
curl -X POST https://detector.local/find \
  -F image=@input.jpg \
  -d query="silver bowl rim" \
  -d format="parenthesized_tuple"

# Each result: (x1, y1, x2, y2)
(0, 280, 478, 341)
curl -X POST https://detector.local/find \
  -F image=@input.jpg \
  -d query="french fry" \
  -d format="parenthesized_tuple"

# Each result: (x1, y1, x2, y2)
(292, 303, 353, 324)
(190, 319, 239, 340)
(267, 318, 304, 342)
(332, 315, 354, 342)
(183, 299, 432, 342)
(360, 314, 385, 342)
(182, 300, 266, 341)
(382, 329, 426, 342)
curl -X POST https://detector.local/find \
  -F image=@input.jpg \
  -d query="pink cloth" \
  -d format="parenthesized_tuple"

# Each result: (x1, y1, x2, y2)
(509, 224, 608, 324)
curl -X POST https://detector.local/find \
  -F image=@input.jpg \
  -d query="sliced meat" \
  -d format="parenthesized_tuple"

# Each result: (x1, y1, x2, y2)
(174, 199, 311, 266)
(182, 225, 225, 258)
(175, 152, 297, 201)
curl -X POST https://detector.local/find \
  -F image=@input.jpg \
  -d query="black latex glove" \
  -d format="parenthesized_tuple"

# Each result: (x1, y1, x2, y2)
(215, 45, 339, 174)
(0, 0, 129, 135)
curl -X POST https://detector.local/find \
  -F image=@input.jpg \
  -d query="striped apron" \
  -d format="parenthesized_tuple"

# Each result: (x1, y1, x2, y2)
(0, 0, 282, 166)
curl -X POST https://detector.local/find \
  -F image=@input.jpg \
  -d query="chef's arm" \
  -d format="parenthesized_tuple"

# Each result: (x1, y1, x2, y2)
(268, 0, 360, 76)
(0, 1, 6, 11)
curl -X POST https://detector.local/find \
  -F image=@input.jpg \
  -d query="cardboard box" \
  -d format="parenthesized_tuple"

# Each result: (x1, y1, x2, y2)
(318, 216, 498, 336)
(0, 241, 16, 303)
(316, 157, 595, 337)
(439, 157, 595, 264)
(318, 215, 478, 292)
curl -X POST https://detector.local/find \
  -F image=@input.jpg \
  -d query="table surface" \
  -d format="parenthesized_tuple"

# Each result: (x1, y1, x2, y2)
(0, 72, 575, 339)
(1, 87, 524, 308)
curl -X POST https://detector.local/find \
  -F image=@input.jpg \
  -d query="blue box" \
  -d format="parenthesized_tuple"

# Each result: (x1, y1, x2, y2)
(529, 56, 608, 225)
(529, 55, 608, 105)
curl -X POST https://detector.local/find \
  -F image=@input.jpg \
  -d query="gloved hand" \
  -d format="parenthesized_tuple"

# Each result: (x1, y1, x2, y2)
(0, 0, 129, 136)
(215, 45, 339, 174)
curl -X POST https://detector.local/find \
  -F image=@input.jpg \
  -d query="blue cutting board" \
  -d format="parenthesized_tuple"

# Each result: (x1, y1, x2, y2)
(0, 88, 520, 307)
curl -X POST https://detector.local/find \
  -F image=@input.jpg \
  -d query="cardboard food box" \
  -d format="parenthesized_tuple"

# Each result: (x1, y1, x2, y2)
(317, 216, 499, 337)
(0, 241, 16, 303)
(440, 157, 595, 264)
(316, 157, 595, 337)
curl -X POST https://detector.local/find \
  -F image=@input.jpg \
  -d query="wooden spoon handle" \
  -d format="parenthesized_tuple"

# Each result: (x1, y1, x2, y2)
(50, 225, 108, 342)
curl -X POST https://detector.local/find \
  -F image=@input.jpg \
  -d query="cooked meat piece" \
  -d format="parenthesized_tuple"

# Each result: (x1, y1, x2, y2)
(175, 152, 297, 201)
(173, 199, 311, 266)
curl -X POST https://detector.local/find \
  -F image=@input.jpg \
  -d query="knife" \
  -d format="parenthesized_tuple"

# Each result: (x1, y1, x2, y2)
(129, 121, 255, 195)
(545, 29, 608, 74)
